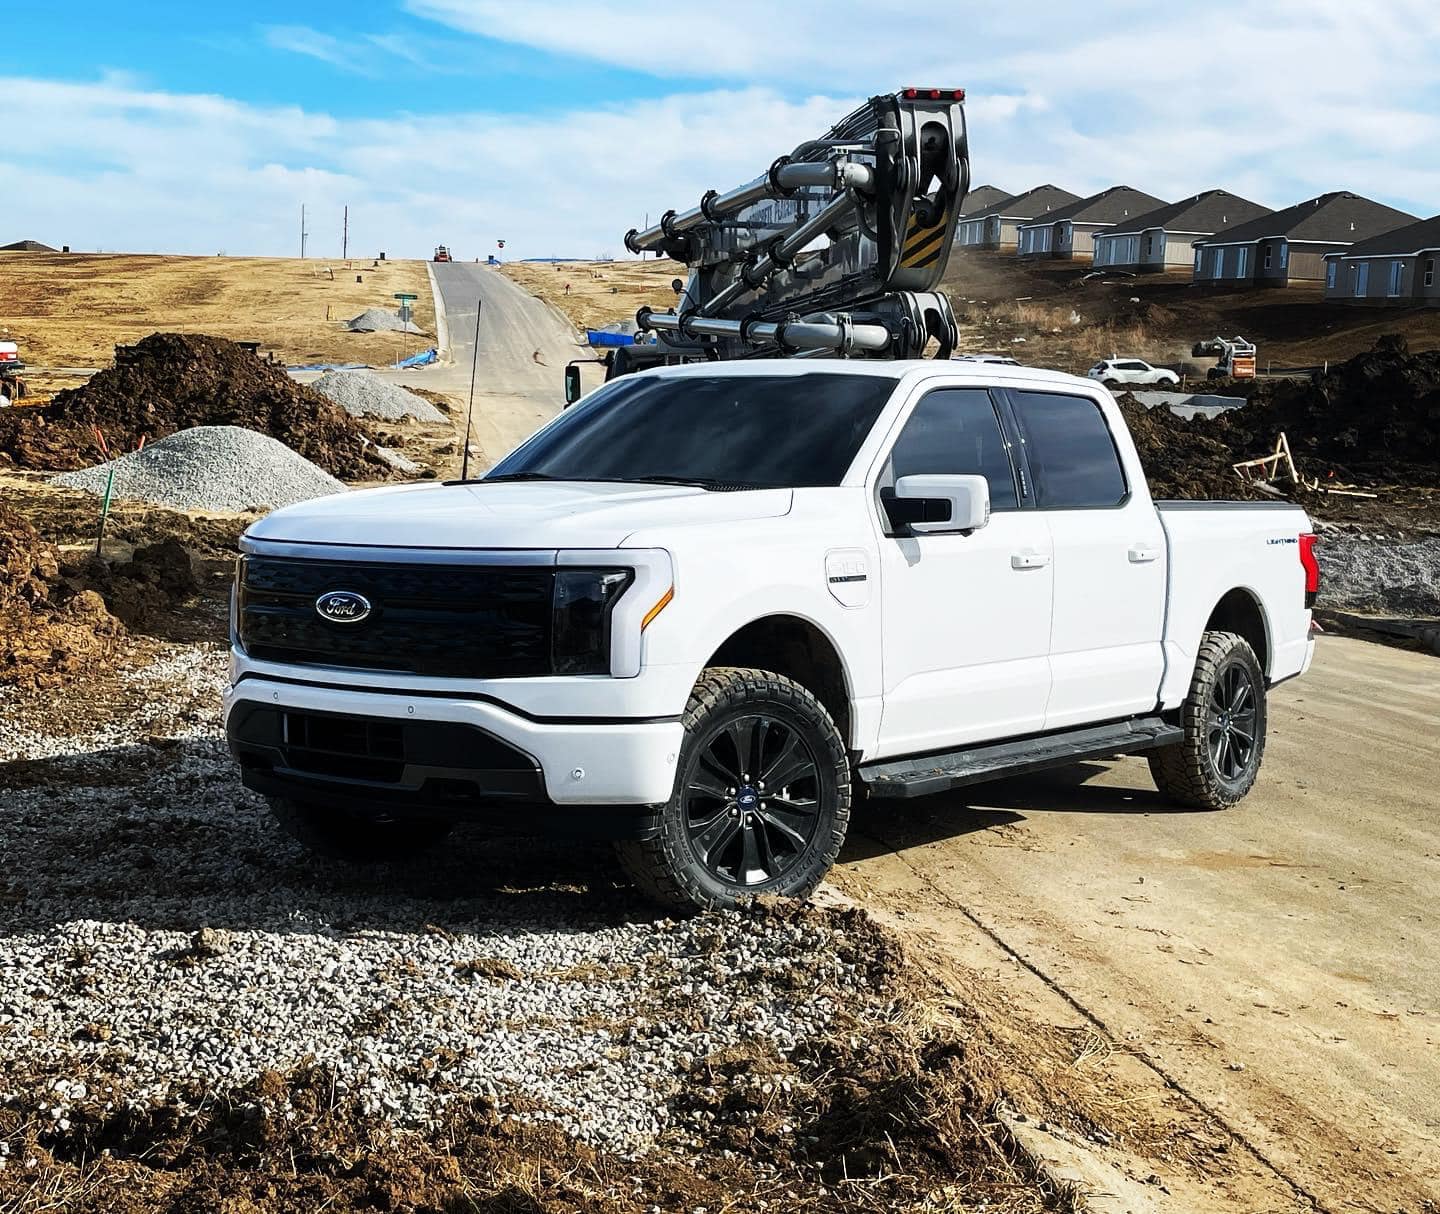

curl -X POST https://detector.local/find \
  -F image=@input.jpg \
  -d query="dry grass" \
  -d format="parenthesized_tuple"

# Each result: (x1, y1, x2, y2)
(503, 259, 681, 332)
(0, 252, 434, 368)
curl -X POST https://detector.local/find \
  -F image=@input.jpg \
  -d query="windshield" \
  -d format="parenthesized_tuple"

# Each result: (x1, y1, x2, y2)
(486, 373, 897, 489)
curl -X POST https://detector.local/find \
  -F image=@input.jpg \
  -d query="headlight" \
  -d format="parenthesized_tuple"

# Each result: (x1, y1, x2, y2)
(551, 568, 633, 675)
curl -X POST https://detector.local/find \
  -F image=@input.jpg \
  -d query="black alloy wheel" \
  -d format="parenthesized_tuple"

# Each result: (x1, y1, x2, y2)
(681, 712, 822, 888)
(1207, 661, 1258, 782)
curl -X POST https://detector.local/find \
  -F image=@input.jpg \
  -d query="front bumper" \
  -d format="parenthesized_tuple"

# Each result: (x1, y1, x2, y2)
(224, 677, 683, 835)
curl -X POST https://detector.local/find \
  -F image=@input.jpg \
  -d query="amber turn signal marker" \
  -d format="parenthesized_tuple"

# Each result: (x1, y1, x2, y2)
(642, 586, 674, 630)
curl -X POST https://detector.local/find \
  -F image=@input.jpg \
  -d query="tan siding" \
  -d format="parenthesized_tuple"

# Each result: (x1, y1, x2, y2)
(1286, 248, 1331, 283)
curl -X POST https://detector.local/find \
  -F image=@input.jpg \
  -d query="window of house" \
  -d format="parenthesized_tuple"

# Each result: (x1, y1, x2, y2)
(1145, 235, 1154, 256)
(1008, 392, 1128, 509)
(1356, 262, 1370, 297)
(886, 388, 1020, 510)
(1326, 260, 1338, 289)
(1194, 249, 1203, 273)
(1263, 247, 1272, 270)
(1389, 260, 1405, 297)
(1279, 242, 1289, 269)
(1425, 258, 1435, 288)
(1236, 247, 1250, 278)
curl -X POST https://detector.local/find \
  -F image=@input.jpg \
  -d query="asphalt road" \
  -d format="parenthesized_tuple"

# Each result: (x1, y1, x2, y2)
(396, 262, 577, 469)
(836, 634, 1439, 1210)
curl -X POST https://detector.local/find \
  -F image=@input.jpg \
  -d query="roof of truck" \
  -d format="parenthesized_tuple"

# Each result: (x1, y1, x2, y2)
(642, 357, 1096, 392)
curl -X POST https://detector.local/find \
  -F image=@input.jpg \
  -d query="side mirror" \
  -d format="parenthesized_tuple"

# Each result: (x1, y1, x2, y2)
(891, 474, 990, 534)
(563, 364, 582, 406)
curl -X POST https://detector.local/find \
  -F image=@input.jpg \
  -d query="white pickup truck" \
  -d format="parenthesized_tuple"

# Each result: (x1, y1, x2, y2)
(226, 361, 1319, 910)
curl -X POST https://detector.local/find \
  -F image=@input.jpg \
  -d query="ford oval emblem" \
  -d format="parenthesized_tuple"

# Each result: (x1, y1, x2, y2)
(314, 590, 372, 624)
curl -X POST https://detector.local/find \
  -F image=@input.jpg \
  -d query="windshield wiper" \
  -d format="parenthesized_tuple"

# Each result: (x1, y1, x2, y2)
(477, 472, 559, 483)
(634, 475, 768, 491)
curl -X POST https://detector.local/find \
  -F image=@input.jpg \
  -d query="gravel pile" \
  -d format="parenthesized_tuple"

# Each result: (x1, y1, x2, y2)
(347, 308, 425, 335)
(312, 370, 446, 422)
(51, 426, 345, 512)
(1317, 530, 1440, 618)
(0, 646, 875, 1156)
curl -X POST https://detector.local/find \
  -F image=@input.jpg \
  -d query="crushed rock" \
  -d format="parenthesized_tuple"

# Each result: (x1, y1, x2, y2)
(347, 307, 425, 335)
(51, 426, 346, 513)
(312, 369, 446, 422)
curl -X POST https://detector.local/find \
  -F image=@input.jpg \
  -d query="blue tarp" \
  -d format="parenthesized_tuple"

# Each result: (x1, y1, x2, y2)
(585, 329, 635, 348)
(393, 347, 439, 368)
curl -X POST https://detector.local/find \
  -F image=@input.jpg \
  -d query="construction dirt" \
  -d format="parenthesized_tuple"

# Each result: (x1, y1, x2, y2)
(0, 252, 434, 368)
(0, 333, 384, 479)
(503, 259, 680, 334)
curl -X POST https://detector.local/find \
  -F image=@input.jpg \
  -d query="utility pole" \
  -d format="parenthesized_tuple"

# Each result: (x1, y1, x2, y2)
(342, 205, 348, 260)
(300, 204, 308, 259)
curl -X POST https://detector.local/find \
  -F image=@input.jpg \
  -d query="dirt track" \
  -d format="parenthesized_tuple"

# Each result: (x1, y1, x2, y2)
(836, 635, 1439, 1211)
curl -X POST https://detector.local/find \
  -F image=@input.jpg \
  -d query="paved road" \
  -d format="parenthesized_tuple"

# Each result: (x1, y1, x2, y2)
(397, 262, 578, 470)
(836, 635, 1439, 1210)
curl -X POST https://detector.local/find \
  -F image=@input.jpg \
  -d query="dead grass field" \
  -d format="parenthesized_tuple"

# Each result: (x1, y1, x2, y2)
(0, 252, 434, 368)
(503, 259, 680, 332)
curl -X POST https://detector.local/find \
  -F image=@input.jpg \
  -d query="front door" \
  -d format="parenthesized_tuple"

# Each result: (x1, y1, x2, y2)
(1001, 388, 1167, 728)
(874, 386, 1054, 758)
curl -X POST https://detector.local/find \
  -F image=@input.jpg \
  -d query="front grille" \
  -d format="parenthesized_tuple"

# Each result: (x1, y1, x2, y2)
(237, 556, 555, 679)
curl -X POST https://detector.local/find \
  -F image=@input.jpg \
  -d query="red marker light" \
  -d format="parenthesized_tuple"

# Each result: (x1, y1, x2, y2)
(928, 88, 942, 99)
(1299, 532, 1320, 606)
(953, 88, 966, 101)
(903, 87, 918, 99)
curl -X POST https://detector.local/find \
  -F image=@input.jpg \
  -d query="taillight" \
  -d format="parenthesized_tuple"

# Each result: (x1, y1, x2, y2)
(1299, 533, 1319, 608)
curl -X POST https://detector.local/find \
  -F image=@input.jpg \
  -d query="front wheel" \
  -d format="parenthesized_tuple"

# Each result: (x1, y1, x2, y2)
(616, 667, 851, 912)
(1148, 631, 1267, 809)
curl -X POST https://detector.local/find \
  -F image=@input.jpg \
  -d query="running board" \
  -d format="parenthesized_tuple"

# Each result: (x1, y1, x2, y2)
(859, 716, 1182, 799)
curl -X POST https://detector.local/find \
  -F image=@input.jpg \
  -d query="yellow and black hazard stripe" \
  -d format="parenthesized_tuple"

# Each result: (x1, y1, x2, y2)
(898, 207, 952, 270)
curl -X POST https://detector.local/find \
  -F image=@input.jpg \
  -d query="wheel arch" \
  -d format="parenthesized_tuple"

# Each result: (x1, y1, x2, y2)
(702, 613, 854, 748)
(1204, 587, 1271, 676)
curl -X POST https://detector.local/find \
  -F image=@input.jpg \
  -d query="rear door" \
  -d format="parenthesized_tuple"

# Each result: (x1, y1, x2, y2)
(872, 385, 1053, 757)
(1000, 388, 1167, 728)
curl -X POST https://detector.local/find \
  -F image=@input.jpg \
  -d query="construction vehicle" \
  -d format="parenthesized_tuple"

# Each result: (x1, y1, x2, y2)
(433, 246, 453, 263)
(1193, 335, 1257, 381)
(566, 87, 970, 401)
(0, 340, 26, 403)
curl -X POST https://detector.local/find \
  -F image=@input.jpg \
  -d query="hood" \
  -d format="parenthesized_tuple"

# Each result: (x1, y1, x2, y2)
(244, 479, 793, 551)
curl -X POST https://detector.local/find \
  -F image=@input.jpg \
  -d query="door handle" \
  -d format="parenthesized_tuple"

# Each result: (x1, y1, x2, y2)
(1128, 544, 1160, 563)
(1011, 551, 1051, 570)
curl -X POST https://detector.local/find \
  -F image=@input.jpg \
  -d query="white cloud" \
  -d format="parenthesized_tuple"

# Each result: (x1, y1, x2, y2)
(0, 77, 852, 259)
(4, 0, 1439, 264)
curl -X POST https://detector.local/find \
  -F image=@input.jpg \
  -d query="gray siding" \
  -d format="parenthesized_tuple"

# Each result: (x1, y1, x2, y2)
(1325, 253, 1440, 305)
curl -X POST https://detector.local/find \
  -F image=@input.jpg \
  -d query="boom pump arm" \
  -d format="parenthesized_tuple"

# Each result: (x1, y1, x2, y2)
(622, 87, 970, 367)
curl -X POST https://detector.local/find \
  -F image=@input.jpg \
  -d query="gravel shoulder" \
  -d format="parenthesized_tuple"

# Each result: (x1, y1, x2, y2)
(0, 637, 1060, 1212)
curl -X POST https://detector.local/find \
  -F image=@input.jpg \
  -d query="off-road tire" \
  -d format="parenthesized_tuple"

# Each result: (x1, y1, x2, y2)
(1148, 630, 1267, 809)
(616, 667, 851, 913)
(267, 797, 453, 861)
(1103, 378, 1121, 389)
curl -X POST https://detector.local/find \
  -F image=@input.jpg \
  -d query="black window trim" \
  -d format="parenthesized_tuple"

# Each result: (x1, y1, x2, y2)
(872, 384, 1030, 536)
(994, 387, 1132, 512)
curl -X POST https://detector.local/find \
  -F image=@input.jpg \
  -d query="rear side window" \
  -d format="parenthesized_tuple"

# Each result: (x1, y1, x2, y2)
(1009, 391, 1128, 508)
(887, 388, 1019, 509)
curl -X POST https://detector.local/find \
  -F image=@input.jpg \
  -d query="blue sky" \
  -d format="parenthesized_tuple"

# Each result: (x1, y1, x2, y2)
(5, 1, 1439, 259)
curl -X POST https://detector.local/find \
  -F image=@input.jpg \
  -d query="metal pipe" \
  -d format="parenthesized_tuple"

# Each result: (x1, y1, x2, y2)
(625, 160, 874, 254)
(697, 191, 859, 317)
(641, 309, 891, 353)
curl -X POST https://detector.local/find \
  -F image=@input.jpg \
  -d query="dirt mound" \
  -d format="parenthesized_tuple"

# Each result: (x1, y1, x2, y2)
(0, 333, 382, 479)
(1212, 335, 1440, 485)
(1118, 395, 1260, 501)
(0, 504, 200, 686)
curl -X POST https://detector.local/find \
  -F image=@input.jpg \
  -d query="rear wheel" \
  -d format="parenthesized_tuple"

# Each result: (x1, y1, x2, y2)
(1149, 631, 1266, 809)
(616, 667, 850, 912)
(1103, 378, 1121, 389)
(267, 797, 453, 861)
